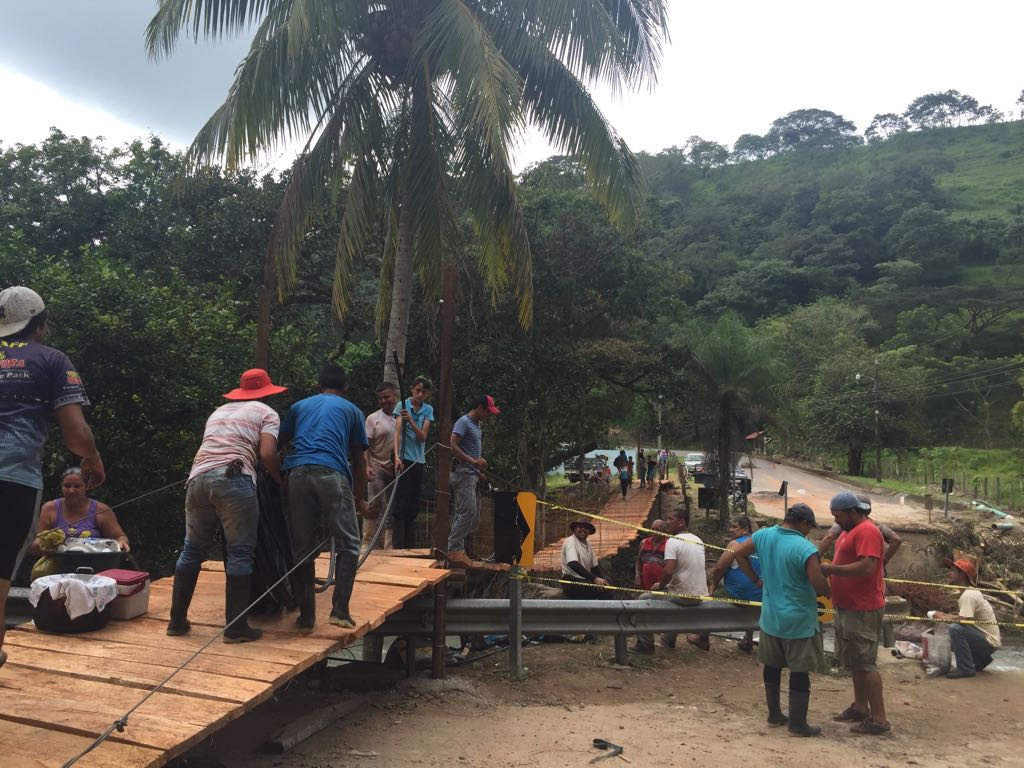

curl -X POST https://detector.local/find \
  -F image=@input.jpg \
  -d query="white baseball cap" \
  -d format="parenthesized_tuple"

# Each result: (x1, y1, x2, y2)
(0, 286, 46, 338)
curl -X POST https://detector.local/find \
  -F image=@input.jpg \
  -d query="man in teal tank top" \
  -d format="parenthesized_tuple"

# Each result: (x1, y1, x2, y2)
(733, 503, 829, 737)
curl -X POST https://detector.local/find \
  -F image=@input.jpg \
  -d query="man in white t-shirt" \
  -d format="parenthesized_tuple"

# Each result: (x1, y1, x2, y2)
(931, 557, 1001, 678)
(631, 507, 709, 654)
(362, 382, 398, 552)
(559, 520, 610, 598)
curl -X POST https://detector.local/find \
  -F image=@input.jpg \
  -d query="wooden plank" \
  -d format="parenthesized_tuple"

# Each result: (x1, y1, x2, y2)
(265, 696, 365, 754)
(0, 668, 238, 752)
(2, 633, 293, 684)
(6, 647, 271, 703)
(0, 718, 164, 768)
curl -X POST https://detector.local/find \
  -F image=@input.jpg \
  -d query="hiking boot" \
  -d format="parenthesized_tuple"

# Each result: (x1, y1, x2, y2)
(328, 551, 358, 629)
(446, 550, 478, 569)
(765, 683, 788, 726)
(787, 691, 821, 737)
(291, 561, 316, 634)
(166, 569, 199, 636)
(223, 574, 262, 643)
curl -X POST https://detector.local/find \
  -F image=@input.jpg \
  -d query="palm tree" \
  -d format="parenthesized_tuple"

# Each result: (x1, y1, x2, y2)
(146, 1, 670, 381)
(688, 313, 781, 528)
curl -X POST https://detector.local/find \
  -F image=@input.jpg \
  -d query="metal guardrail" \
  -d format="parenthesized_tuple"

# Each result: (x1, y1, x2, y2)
(372, 598, 761, 636)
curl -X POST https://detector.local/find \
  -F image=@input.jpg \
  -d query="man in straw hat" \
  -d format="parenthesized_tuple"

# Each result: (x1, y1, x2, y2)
(930, 557, 1000, 678)
(560, 519, 610, 598)
(0, 286, 104, 669)
(167, 368, 286, 643)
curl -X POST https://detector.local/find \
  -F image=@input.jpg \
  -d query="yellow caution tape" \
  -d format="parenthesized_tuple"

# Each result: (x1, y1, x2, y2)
(534, 499, 1023, 599)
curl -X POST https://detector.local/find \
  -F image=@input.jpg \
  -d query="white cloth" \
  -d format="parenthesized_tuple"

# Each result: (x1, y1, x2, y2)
(663, 532, 709, 599)
(957, 588, 1001, 648)
(560, 535, 598, 578)
(29, 574, 118, 619)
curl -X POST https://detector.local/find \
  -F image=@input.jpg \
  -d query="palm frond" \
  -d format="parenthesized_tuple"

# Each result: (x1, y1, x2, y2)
(145, 0, 284, 59)
(502, 30, 644, 229)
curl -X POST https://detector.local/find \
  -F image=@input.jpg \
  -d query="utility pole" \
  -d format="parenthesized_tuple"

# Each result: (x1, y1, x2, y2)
(657, 395, 663, 450)
(432, 265, 456, 554)
(873, 358, 881, 483)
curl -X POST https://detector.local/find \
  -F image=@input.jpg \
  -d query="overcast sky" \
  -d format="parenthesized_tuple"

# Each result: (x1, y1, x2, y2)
(1, 1, 1022, 170)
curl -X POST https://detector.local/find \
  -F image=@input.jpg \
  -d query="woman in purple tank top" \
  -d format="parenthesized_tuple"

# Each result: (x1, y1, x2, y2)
(29, 467, 130, 554)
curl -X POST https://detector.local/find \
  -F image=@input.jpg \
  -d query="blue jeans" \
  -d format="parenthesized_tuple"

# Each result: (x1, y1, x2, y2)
(286, 465, 361, 561)
(447, 468, 479, 552)
(177, 468, 258, 576)
(948, 622, 994, 674)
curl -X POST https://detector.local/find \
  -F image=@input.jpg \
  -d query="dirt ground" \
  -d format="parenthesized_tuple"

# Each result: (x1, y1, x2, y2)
(192, 635, 1023, 768)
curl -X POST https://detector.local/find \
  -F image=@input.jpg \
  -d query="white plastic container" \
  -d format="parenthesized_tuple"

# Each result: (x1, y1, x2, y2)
(98, 569, 150, 620)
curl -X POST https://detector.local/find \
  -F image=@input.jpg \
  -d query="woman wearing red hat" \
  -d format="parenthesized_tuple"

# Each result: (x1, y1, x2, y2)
(930, 557, 1001, 678)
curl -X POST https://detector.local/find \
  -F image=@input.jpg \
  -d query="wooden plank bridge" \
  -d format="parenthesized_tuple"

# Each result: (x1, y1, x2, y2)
(0, 553, 448, 768)
(531, 485, 661, 571)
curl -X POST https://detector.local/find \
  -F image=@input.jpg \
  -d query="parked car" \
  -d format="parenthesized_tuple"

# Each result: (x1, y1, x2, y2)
(683, 452, 705, 472)
(565, 457, 609, 484)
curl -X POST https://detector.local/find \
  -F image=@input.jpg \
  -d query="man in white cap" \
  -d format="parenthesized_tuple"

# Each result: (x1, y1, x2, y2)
(0, 286, 104, 668)
(167, 367, 286, 643)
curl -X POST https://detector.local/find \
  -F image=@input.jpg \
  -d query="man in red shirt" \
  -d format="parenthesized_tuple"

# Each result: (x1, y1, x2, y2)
(820, 491, 889, 735)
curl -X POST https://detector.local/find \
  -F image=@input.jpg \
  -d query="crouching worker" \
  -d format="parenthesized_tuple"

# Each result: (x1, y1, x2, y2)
(734, 503, 829, 736)
(560, 520, 610, 598)
(168, 369, 286, 643)
(930, 557, 1000, 678)
(281, 365, 368, 632)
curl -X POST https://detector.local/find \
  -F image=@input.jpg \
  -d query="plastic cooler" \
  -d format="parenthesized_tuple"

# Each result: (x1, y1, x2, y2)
(97, 568, 150, 620)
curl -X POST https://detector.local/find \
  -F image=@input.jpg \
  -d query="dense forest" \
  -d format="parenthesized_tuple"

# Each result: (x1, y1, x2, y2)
(2, 90, 1023, 568)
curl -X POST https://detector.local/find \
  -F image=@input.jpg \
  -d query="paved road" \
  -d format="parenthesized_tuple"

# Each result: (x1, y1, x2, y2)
(745, 457, 938, 529)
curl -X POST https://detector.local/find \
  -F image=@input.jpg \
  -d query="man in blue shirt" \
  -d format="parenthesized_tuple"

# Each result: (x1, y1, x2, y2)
(280, 365, 368, 631)
(447, 395, 499, 568)
(734, 503, 829, 737)
(392, 376, 433, 549)
(0, 287, 104, 669)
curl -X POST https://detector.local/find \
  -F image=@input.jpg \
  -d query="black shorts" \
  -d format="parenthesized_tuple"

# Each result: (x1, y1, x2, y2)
(1, 479, 42, 580)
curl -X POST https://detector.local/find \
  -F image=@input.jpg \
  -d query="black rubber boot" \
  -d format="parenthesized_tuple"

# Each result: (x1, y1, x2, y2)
(788, 690, 822, 737)
(291, 562, 316, 634)
(223, 574, 263, 643)
(166, 569, 199, 636)
(765, 684, 789, 726)
(329, 551, 358, 629)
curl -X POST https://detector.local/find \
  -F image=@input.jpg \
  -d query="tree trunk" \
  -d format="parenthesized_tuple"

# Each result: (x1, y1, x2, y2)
(383, 203, 414, 385)
(848, 445, 863, 477)
(717, 397, 731, 529)
(255, 284, 272, 371)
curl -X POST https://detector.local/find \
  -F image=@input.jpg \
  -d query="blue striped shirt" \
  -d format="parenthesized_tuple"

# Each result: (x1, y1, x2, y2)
(452, 413, 482, 474)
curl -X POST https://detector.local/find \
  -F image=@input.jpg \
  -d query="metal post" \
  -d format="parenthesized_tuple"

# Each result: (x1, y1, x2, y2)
(431, 580, 447, 679)
(404, 635, 417, 677)
(614, 634, 628, 666)
(509, 566, 524, 680)
(944, 490, 950, 521)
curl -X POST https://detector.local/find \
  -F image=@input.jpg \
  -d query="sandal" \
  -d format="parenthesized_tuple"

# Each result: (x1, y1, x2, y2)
(850, 720, 891, 736)
(833, 706, 868, 722)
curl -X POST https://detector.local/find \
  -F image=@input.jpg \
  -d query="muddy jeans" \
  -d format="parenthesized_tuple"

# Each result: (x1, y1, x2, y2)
(948, 622, 994, 674)
(177, 468, 259, 576)
(447, 468, 479, 552)
(287, 465, 361, 561)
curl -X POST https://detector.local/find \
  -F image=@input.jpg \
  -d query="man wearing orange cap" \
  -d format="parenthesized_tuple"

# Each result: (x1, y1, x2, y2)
(167, 368, 286, 643)
(930, 558, 1000, 678)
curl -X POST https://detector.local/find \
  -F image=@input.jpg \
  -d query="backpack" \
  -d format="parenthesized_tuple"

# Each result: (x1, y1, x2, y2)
(619, 468, 630, 481)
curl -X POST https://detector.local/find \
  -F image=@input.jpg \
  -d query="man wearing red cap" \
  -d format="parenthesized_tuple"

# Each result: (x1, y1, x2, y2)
(931, 558, 1000, 678)
(167, 368, 286, 643)
(446, 394, 499, 568)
